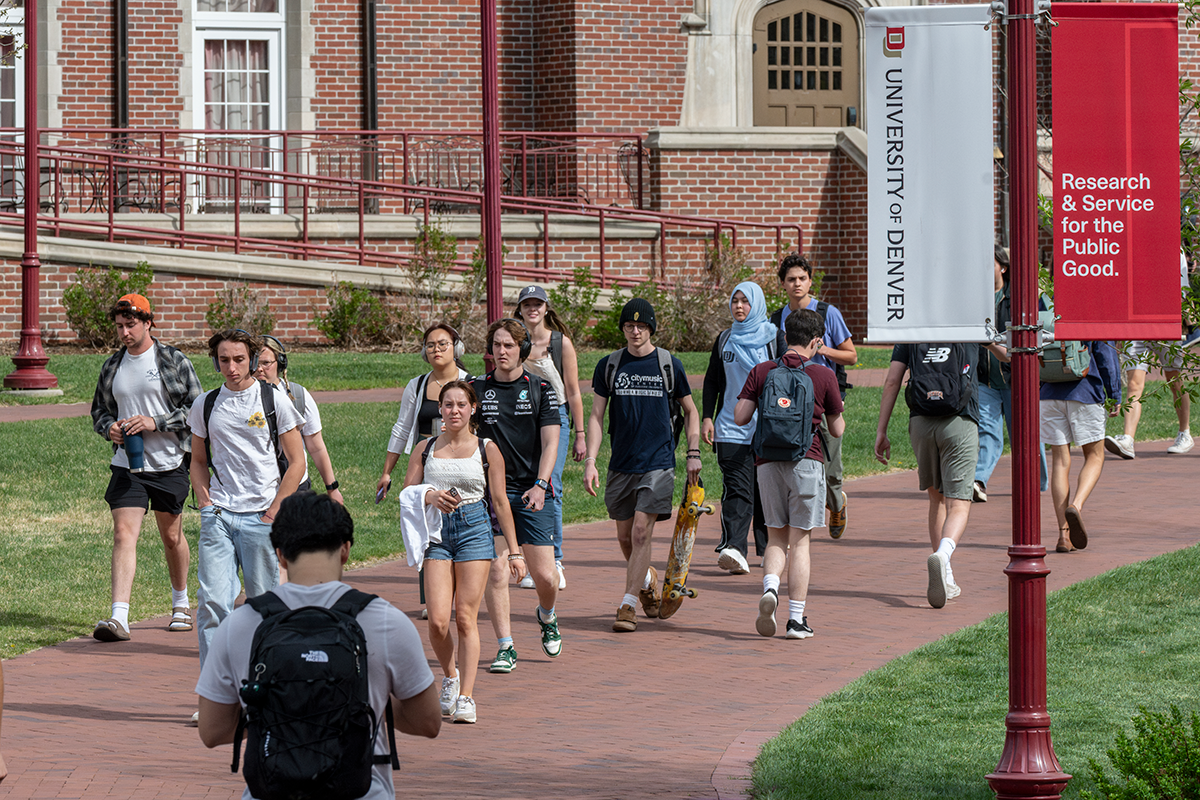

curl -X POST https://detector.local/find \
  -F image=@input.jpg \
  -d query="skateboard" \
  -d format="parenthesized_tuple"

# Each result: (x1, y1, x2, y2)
(658, 480, 714, 620)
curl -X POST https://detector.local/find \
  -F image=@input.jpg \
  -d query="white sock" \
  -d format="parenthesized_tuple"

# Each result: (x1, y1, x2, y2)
(111, 602, 130, 629)
(621, 593, 639, 610)
(788, 599, 806, 622)
(171, 588, 189, 609)
(642, 569, 654, 590)
(763, 574, 781, 594)
(537, 605, 556, 623)
(936, 538, 956, 558)
(498, 636, 513, 648)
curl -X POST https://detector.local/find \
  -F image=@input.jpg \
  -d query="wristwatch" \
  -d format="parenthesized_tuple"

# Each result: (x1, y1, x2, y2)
(534, 478, 550, 492)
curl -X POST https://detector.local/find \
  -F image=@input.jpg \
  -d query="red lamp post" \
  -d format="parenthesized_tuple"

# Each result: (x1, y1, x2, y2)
(986, 0, 1070, 796)
(4, 0, 58, 391)
(480, 0, 502, 325)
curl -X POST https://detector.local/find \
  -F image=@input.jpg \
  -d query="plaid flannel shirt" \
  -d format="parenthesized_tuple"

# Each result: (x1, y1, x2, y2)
(90, 339, 204, 453)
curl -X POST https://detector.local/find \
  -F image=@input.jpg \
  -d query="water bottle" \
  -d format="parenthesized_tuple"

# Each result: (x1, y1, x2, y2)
(124, 430, 145, 473)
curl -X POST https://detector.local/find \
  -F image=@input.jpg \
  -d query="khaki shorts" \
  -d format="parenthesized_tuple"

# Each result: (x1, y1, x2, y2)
(909, 414, 979, 501)
(1039, 398, 1106, 447)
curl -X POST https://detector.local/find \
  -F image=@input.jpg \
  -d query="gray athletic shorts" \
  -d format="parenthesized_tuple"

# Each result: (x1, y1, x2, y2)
(756, 459, 826, 530)
(605, 469, 675, 520)
(909, 414, 979, 501)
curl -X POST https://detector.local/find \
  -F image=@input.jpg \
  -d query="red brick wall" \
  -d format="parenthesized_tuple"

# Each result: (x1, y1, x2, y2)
(58, 0, 115, 128)
(312, 0, 362, 129)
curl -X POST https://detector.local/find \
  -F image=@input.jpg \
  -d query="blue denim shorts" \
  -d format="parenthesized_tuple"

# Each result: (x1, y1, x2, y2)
(425, 500, 496, 562)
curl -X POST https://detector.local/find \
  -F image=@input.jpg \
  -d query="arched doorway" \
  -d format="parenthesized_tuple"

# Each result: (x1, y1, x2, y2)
(752, 0, 859, 127)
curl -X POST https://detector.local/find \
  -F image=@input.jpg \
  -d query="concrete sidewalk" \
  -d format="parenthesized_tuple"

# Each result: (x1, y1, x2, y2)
(3, 439, 1197, 799)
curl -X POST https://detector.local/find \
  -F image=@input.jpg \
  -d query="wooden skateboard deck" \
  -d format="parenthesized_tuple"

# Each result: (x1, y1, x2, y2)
(658, 480, 714, 620)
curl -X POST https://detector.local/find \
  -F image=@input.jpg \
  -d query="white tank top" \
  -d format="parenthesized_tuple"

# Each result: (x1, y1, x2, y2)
(524, 354, 565, 408)
(422, 437, 488, 504)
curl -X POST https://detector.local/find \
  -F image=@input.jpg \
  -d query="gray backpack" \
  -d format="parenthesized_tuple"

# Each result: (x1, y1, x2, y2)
(752, 358, 816, 461)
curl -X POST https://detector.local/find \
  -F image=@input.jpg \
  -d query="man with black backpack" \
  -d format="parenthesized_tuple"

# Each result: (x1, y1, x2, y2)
(187, 329, 307, 718)
(734, 309, 843, 640)
(875, 338, 1001, 608)
(771, 254, 857, 539)
(585, 298, 701, 633)
(196, 492, 440, 800)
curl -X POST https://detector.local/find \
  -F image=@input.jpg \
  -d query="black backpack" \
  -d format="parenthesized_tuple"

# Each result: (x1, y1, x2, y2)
(203, 380, 311, 491)
(602, 347, 684, 448)
(904, 344, 973, 417)
(752, 358, 816, 461)
(232, 589, 399, 800)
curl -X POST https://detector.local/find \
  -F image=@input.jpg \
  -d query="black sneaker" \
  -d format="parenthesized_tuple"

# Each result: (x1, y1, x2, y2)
(785, 617, 814, 639)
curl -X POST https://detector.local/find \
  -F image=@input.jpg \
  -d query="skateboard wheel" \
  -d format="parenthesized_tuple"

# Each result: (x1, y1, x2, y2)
(686, 588, 699, 598)
(701, 505, 715, 515)
(668, 589, 682, 601)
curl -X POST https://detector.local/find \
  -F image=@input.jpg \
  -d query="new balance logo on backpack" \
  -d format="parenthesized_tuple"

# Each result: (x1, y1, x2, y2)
(904, 343, 973, 417)
(753, 358, 816, 462)
(231, 589, 400, 800)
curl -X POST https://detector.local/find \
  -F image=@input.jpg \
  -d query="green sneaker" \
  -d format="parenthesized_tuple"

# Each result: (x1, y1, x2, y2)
(538, 611, 563, 658)
(489, 645, 517, 673)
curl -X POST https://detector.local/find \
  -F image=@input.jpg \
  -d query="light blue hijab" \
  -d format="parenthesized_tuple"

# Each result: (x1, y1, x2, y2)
(727, 281, 777, 368)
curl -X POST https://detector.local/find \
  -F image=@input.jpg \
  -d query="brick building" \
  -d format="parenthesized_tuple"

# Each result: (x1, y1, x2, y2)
(0, 0, 1195, 345)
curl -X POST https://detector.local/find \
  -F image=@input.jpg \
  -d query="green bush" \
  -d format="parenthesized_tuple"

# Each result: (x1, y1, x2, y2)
(205, 283, 275, 335)
(1084, 705, 1200, 800)
(548, 265, 601, 344)
(61, 261, 154, 349)
(312, 281, 390, 347)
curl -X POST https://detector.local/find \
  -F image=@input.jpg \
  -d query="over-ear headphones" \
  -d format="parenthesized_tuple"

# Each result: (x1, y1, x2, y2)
(421, 323, 466, 364)
(211, 329, 260, 373)
(486, 318, 532, 361)
(262, 334, 288, 372)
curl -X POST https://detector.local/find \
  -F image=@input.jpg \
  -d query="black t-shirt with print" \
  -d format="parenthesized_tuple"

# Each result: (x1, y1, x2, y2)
(473, 370, 560, 493)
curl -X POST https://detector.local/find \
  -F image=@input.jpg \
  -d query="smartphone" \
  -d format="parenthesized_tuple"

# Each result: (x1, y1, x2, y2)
(376, 481, 390, 504)
(447, 487, 461, 500)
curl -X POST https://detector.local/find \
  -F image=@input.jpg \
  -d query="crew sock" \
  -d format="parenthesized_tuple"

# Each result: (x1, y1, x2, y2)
(936, 537, 956, 558)
(537, 605, 556, 623)
(788, 599, 806, 622)
(111, 602, 130, 630)
(621, 593, 639, 610)
(763, 574, 781, 595)
(171, 588, 189, 609)
(497, 636, 514, 649)
(642, 569, 654, 590)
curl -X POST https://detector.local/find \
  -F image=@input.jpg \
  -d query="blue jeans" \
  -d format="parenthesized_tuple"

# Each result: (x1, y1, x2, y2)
(551, 405, 569, 560)
(425, 501, 495, 562)
(197, 506, 279, 665)
(975, 384, 1049, 492)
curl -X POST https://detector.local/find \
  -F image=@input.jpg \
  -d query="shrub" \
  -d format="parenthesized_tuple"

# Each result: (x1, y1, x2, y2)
(61, 261, 154, 349)
(205, 283, 275, 335)
(548, 265, 602, 344)
(312, 281, 390, 347)
(1084, 705, 1200, 800)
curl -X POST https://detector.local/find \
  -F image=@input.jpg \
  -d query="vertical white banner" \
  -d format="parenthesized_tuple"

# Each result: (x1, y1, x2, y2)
(866, 5, 995, 343)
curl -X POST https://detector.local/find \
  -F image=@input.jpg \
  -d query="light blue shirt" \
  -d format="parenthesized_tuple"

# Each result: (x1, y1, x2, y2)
(778, 298, 852, 372)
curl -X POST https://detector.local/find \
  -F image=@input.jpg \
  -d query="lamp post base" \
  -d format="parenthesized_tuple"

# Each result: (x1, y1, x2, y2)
(4, 330, 59, 391)
(987, 728, 1071, 800)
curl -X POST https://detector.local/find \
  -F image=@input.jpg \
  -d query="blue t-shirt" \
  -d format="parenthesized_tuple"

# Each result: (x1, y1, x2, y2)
(778, 299, 852, 372)
(593, 349, 691, 474)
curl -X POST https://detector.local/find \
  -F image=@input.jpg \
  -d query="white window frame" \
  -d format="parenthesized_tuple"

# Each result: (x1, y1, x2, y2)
(192, 3, 285, 211)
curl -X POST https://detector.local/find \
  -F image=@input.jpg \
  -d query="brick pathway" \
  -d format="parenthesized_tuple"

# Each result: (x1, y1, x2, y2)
(3, 438, 1196, 799)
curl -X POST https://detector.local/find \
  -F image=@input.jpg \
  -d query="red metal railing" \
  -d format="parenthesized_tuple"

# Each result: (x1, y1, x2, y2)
(23, 128, 647, 212)
(0, 134, 802, 287)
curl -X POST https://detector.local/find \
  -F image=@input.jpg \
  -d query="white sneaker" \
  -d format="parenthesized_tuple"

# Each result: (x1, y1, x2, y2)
(452, 695, 477, 724)
(1104, 434, 1136, 460)
(717, 547, 750, 575)
(927, 552, 950, 609)
(518, 573, 535, 589)
(439, 675, 460, 716)
(946, 581, 962, 601)
(556, 560, 567, 590)
(1168, 430, 1194, 454)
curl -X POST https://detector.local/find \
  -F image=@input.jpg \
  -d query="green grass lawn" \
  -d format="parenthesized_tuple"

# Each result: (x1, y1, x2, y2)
(751, 544, 1200, 799)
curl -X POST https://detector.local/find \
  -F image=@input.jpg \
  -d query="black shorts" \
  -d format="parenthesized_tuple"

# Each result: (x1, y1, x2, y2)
(104, 464, 190, 515)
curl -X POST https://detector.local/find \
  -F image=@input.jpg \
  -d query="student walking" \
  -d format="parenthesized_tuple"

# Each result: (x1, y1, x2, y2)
(584, 299, 701, 633)
(474, 319, 563, 671)
(90, 293, 202, 642)
(403, 381, 524, 723)
(514, 284, 587, 590)
(196, 492, 441, 798)
(734, 309, 843, 639)
(770, 254, 857, 538)
(702, 281, 786, 573)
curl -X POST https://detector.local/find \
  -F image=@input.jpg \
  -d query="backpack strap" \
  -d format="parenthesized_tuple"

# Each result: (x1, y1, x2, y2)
(774, 329, 788, 359)
(260, 380, 281, 474)
(376, 700, 401, 769)
(654, 347, 674, 396)
(330, 587, 379, 618)
(202, 390, 221, 484)
(603, 348, 627, 395)
(549, 331, 564, 379)
(245, 590, 289, 619)
(717, 328, 731, 356)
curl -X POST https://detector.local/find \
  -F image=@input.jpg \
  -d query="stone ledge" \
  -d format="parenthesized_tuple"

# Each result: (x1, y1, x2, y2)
(647, 126, 868, 172)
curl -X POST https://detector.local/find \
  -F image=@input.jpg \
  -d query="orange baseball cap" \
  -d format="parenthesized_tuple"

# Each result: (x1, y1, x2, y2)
(115, 293, 152, 316)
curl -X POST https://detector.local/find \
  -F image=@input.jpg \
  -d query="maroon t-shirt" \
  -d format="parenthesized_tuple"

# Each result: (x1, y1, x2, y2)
(738, 351, 844, 464)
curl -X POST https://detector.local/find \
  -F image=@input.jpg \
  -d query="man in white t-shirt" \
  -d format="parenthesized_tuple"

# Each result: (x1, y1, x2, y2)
(90, 294, 203, 642)
(196, 493, 440, 799)
(187, 329, 307, 682)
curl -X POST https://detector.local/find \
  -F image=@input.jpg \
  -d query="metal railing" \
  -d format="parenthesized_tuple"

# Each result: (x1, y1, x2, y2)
(0, 134, 802, 287)
(15, 128, 647, 213)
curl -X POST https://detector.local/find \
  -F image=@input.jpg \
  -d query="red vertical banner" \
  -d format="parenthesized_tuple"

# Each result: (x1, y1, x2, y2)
(1052, 3, 1180, 340)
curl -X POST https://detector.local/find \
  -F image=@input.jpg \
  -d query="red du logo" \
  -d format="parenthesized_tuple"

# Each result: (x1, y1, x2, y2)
(884, 27, 904, 58)
(777, 397, 792, 408)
